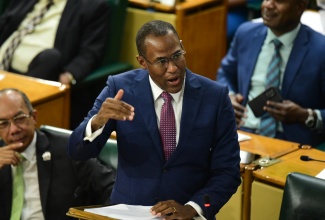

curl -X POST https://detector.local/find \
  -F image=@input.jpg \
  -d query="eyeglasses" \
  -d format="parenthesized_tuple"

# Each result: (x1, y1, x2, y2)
(0, 113, 32, 129)
(141, 50, 186, 69)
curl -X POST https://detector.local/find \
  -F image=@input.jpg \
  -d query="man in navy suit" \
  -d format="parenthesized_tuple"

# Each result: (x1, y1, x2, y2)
(217, 0, 325, 146)
(67, 20, 241, 220)
(0, 88, 115, 220)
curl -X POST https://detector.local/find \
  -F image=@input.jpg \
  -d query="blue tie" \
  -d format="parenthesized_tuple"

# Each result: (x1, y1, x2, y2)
(259, 39, 282, 137)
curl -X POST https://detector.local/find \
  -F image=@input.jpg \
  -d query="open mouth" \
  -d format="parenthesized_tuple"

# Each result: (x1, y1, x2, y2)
(168, 77, 180, 86)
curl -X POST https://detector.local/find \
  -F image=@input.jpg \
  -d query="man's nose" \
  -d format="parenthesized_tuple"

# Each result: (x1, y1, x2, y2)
(166, 59, 178, 72)
(8, 122, 21, 133)
(263, 0, 275, 8)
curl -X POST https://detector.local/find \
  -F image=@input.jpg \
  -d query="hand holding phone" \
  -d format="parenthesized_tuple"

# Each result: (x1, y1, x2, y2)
(248, 87, 282, 117)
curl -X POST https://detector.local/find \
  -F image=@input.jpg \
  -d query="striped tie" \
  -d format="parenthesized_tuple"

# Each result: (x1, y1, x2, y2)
(160, 91, 176, 160)
(0, 1, 53, 70)
(259, 39, 282, 137)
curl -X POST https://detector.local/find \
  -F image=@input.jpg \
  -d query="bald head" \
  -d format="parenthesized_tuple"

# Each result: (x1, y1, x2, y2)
(0, 89, 33, 113)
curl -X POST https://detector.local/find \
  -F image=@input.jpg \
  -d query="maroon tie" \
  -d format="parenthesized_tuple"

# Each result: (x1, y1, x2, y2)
(160, 91, 176, 160)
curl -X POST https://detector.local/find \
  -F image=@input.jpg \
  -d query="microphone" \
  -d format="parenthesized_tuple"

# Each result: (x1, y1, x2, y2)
(203, 194, 210, 220)
(300, 155, 325, 163)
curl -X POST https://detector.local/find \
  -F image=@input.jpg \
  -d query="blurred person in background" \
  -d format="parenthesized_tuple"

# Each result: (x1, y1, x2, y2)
(217, 0, 325, 147)
(0, 0, 111, 129)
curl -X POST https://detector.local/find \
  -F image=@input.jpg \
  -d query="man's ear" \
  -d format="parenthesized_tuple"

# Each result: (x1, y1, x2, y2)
(180, 40, 185, 50)
(296, 1, 307, 15)
(136, 55, 147, 69)
(31, 109, 38, 125)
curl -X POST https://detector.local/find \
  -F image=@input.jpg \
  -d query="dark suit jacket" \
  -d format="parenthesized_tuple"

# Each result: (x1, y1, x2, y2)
(217, 22, 325, 146)
(0, 130, 115, 220)
(67, 68, 241, 217)
(0, 0, 110, 81)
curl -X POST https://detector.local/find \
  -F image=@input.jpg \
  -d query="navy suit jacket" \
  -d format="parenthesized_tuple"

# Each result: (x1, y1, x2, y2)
(67, 68, 241, 217)
(0, 130, 115, 220)
(0, 0, 110, 81)
(217, 22, 325, 146)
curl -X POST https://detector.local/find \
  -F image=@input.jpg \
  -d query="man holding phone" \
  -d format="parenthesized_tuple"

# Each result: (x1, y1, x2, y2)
(217, 0, 325, 147)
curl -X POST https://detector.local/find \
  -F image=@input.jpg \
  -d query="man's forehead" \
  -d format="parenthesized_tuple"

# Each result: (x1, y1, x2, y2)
(0, 93, 26, 117)
(0, 92, 23, 104)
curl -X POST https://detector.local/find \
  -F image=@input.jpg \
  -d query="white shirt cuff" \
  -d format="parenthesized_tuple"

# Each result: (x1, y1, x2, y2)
(228, 91, 236, 96)
(185, 201, 206, 220)
(83, 115, 105, 142)
(314, 109, 323, 130)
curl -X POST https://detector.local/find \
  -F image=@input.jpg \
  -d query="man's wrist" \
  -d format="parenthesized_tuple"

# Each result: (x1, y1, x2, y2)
(185, 201, 206, 220)
(305, 108, 317, 128)
(184, 204, 198, 219)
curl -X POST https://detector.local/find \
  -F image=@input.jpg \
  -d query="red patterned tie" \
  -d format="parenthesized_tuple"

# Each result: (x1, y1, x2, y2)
(160, 91, 176, 160)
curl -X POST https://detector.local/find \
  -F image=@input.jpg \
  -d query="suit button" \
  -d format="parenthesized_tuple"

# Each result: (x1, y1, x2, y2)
(162, 168, 168, 173)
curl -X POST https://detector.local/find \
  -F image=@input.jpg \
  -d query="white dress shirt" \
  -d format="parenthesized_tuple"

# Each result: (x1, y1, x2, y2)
(11, 131, 45, 220)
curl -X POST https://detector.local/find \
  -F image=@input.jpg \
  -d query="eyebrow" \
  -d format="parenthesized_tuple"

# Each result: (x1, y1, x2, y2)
(0, 111, 25, 120)
(153, 50, 182, 62)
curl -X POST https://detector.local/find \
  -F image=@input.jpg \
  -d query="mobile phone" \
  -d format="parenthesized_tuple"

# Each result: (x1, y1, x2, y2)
(248, 87, 283, 117)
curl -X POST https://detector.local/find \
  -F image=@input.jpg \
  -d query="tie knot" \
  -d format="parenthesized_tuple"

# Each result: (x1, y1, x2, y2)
(18, 153, 26, 162)
(273, 39, 282, 51)
(161, 91, 173, 103)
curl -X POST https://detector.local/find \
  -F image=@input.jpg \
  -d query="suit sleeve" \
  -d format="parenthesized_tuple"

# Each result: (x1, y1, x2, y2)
(216, 25, 242, 94)
(191, 85, 241, 215)
(67, 78, 115, 160)
(71, 158, 115, 204)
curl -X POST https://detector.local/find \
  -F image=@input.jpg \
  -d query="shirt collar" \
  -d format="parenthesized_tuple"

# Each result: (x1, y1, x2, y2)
(266, 23, 301, 47)
(149, 73, 185, 104)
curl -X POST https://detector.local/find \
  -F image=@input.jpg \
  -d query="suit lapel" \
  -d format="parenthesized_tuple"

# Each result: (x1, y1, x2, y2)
(35, 130, 52, 213)
(131, 71, 165, 161)
(282, 25, 308, 96)
(130, 70, 204, 162)
(242, 26, 267, 103)
(0, 0, 37, 44)
(54, 0, 76, 48)
(0, 166, 13, 218)
(176, 70, 202, 155)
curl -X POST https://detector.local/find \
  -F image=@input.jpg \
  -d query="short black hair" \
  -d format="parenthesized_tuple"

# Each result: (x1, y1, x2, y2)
(136, 20, 180, 57)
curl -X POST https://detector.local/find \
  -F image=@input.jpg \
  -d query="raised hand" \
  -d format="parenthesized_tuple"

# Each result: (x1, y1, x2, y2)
(91, 89, 135, 131)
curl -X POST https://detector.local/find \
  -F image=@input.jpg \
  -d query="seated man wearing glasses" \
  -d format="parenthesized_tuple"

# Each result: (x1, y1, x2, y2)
(67, 20, 241, 220)
(0, 88, 115, 220)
